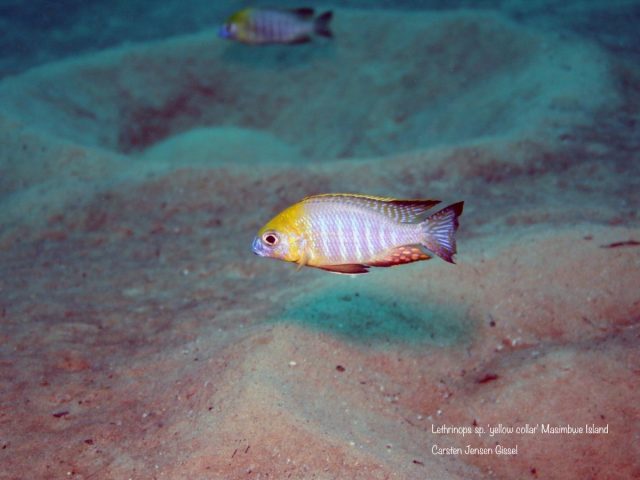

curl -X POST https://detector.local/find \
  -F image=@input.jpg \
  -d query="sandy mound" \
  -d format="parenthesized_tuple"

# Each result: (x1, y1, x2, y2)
(140, 126, 301, 165)
(0, 10, 614, 162)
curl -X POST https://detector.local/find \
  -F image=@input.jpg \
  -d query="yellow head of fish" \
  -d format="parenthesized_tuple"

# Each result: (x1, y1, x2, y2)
(218, 9, 251, 42)
(252, 202, 307, 264)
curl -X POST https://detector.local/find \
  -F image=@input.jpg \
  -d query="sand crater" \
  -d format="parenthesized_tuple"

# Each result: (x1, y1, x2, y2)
(0, 10, 610, 161)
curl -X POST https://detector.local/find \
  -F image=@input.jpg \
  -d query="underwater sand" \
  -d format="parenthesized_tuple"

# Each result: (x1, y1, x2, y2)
(1, 4, 639, 480)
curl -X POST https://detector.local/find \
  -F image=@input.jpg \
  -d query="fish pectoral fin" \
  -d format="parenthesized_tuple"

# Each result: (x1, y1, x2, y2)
(367, 245, 432, 268)
(296, 238, 309, 271)
(317, 264, 370, 275)
(296, 253, 308, 271)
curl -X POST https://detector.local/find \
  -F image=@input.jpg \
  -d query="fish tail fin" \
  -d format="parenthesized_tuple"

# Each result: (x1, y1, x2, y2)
(314, 11, 333, 38)
(420, 202, 464, 263)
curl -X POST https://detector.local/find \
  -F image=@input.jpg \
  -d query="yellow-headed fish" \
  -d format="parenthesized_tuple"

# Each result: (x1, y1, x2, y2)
(218, 8, 333, 45)
(252, 194, 464, 274)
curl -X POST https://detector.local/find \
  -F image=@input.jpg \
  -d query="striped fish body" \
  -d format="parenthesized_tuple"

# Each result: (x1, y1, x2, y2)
(252, 194, 464, 274)
(219, 8, 333, 45)
(302, 196, 426, 266)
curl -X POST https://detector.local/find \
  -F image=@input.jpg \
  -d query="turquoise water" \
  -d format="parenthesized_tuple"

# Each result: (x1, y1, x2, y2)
(0, 2, 638, 478)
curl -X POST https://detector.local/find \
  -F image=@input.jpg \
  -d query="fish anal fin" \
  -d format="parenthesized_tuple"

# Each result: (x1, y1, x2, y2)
(289, 8, 315, 18)
(368, 245, 432, 268)
(318, 263, 370, 275)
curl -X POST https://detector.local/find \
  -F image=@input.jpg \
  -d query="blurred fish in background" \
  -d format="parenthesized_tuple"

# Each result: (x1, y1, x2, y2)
(218, 7, 333, 45)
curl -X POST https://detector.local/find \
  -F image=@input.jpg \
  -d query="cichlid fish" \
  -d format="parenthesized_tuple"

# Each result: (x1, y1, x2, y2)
(218, 7, 333, 45)
(252, 194, 464, 274)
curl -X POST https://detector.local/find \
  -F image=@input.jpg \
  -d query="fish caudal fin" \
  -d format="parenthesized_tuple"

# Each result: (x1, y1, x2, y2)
(314, 11, 333, 38)
(420, 202, 464, 263)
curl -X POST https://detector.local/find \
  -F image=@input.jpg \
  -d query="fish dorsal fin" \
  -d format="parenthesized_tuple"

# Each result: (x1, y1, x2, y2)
(367, 245, 432, 268)
(386, 199, 442, 222)
(317, 263, 369, 275)
(229, 8, 251, 23)
(302, 194, 441, 223)
(289, 7, 315, 19)
(303, 193, 395, 202)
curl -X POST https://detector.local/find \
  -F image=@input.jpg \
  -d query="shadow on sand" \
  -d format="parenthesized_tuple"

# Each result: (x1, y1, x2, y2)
(220, 40, 336, 70)
(276, 283, 472, 348)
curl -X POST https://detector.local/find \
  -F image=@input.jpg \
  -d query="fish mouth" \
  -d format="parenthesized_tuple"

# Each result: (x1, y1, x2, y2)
(251, 237, 264, 256)
(218, 25, 233, 39)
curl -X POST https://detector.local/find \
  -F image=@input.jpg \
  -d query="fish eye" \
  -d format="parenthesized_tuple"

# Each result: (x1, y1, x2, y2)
(262, 232, 279, 246)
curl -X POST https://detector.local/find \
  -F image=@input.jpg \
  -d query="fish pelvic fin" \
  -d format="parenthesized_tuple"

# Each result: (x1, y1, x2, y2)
(318, 263, 369, 275)
(314, 11, 333, 38)
(420, 202, 464, 263)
